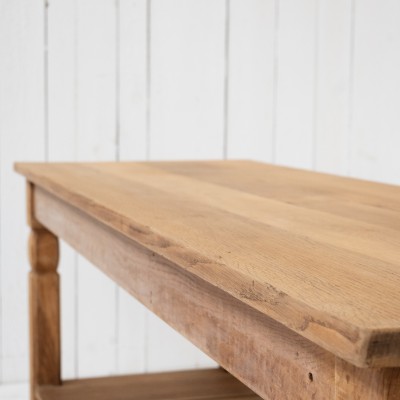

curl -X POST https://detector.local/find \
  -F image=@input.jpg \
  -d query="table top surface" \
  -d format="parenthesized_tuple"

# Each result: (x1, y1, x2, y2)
(15, 160, 400, 367)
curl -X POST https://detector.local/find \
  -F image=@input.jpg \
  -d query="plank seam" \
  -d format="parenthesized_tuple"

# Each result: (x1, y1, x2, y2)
(73, 0, 79, 378)
(347, 0, 356, 177)
(0, 60, 2, 386)
(115, 0, 121, 163)
(271, 0, 280, 163)
(115, 0, 121, 375)
(223, 0, 230, 160)
(44, 0, 49, 163)
(312, 0, 319, 171)
(144, 0, 152, 373)
(146, 0, 152, 161)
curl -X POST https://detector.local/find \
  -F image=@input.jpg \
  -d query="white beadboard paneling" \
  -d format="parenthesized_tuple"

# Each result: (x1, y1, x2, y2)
(117, 0, 148, 374)
(118, 0, 149, 161)
(149, 0, 226, 160)
(147, 314, 216, 373)
(116, 290, 147, 374)
(0, 382, 28, 400)
(227, 0, 275, 161)
(76, 0, 118, 378)
(275, 0, 318, 169)
(47, 0, 78, 379)
(148, 0, 223, 370)
(0, 0, 45, 383)
(314, 0, 352, 175)
(76, 0, 117, 161)
(2, 0, 400, 386)
(48, 0, 77, 161)
(351, 0, 400, 185)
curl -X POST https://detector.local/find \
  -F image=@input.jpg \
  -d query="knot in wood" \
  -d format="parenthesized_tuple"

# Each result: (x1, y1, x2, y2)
(29, 229, 59, 272)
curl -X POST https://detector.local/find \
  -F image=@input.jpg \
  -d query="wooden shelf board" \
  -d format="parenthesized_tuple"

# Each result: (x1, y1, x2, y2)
(36, 368, 260, 400)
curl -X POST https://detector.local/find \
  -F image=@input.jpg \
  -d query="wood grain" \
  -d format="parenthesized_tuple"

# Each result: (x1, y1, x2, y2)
(14, 161, 400, 368)
(27, 183, 61, 400)
(47, 0, 78, 378)
(36, 369, 259, 400)
(335, 358, 400, 400)
(117, 0, 150, 370)
(32, 186, 336, 400)
(148, 0, 227, 370)
(154, 160, 400, 229)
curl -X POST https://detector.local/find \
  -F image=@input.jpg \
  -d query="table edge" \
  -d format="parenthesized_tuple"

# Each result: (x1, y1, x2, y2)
(14, 162, 400, 368)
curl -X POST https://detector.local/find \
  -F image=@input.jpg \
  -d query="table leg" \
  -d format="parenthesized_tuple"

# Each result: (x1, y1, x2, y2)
(335, 357, 400, 399)
(27, 182, 61, 400)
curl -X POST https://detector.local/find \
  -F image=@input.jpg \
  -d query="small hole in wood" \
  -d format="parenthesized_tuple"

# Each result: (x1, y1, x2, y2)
(308, 372, 314, 382)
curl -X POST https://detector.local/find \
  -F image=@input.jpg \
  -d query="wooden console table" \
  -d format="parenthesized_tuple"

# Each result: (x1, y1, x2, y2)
(15, 161, 400, 399)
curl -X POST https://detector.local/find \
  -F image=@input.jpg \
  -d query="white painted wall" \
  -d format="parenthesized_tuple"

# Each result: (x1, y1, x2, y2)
(1, 0, 400, 386)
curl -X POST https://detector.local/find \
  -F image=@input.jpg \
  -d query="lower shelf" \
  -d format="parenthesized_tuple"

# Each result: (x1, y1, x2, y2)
(36, 368, 260, 400)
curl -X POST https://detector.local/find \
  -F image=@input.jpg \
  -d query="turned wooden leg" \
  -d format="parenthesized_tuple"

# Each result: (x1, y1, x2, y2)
(335, 357, 400, 400)
(27, 182, 61, 400)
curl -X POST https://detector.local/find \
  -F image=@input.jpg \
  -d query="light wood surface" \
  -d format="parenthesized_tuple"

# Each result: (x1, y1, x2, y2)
(335, 358, 400, 400)
(15, 160, 400, 369)
(27, 183, 61, 400)
(31, 186, 336, 399)
(36, 368, 259, 400)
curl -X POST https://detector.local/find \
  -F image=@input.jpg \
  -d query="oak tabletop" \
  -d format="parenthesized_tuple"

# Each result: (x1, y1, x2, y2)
(15, 160, 400, 368)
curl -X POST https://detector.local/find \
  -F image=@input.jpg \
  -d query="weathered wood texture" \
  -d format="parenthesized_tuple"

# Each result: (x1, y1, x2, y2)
(31, 186, 335, 400)
(20, 164, 400, 399)
(27, 183, 61, 400)
(47, 0, 78, 379)
(147, 0, 224, 372)
(335, 358, 400, 400)
(36, 368, 259, 400)
(15, 161, 400, 370)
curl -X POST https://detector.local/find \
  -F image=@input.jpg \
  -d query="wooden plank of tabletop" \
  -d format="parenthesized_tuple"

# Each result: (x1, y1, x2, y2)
(155, 160, 400, 229)
(14, 161, 400, 368)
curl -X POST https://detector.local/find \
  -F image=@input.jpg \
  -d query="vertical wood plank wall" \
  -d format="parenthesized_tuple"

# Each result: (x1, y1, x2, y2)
(1, 0, 400, 384)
